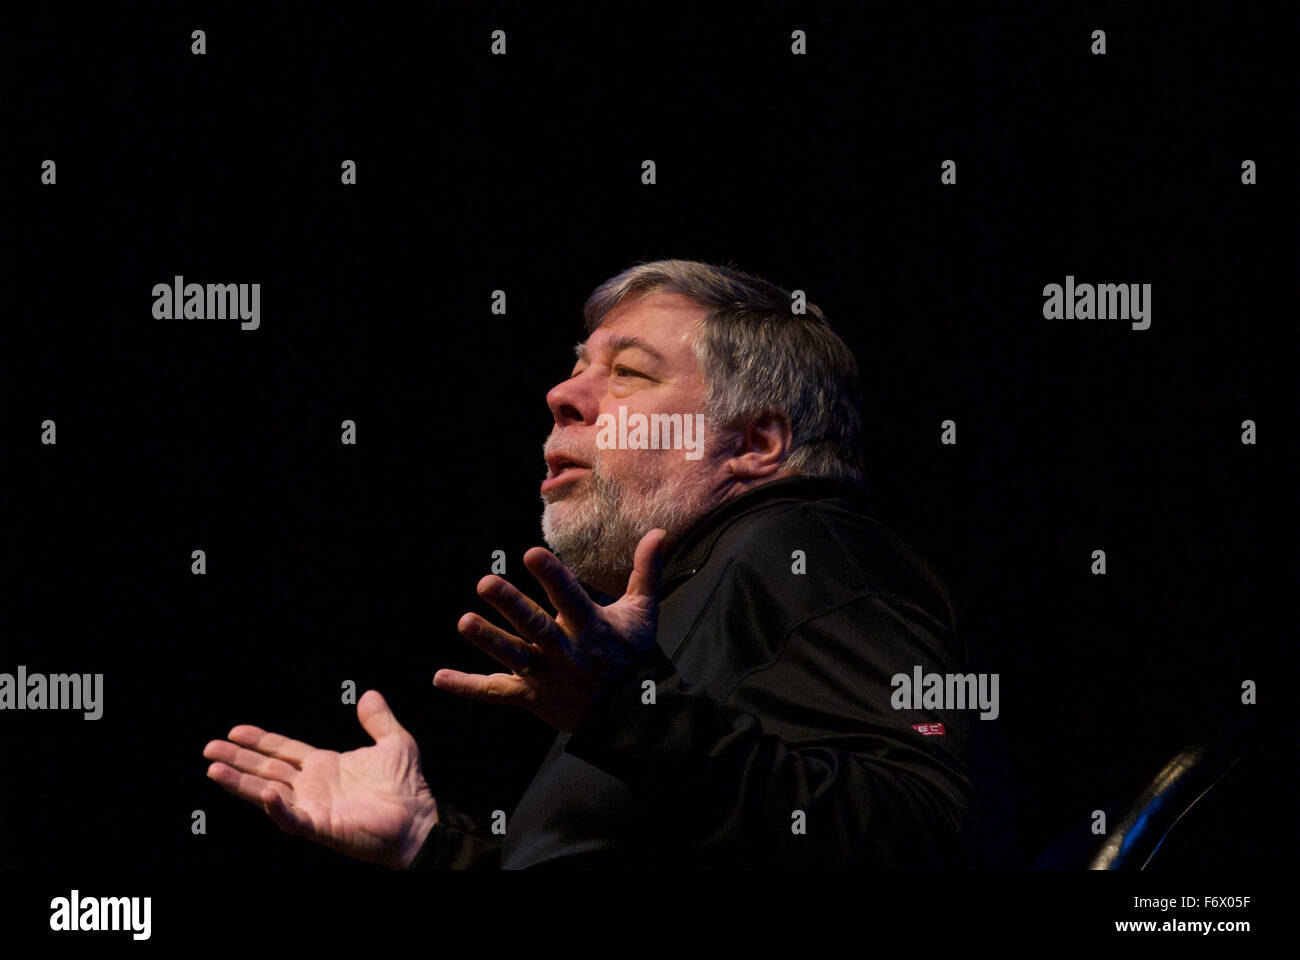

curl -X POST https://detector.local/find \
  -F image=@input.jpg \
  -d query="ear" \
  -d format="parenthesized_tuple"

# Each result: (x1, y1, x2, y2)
(724, 410, 792, 481)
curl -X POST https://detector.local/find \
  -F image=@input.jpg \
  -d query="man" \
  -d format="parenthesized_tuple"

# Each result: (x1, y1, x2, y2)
(203, 259, 973, 868)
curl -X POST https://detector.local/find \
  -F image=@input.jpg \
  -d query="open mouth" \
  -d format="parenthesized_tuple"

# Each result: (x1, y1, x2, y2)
(542, 452, 592, 493)
(545, 452, 591, 477)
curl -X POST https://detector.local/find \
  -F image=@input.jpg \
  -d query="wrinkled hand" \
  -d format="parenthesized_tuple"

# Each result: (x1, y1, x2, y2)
(203, 689, 439, 868)
(434, 528, 667, 732)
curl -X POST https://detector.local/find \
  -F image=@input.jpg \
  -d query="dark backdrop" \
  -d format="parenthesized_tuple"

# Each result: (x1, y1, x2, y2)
(2, 3, 1291, 872)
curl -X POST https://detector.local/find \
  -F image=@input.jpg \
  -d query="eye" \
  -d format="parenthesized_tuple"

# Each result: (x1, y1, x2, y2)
(613, 365, 644, 378)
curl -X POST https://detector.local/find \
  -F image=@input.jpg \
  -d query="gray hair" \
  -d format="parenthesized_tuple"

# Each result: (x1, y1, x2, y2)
(582, 259, 867, 487)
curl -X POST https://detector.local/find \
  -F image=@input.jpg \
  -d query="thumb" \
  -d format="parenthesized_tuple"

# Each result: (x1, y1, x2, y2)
(625, 528, 668, 599)
(357, 689, 409, 743)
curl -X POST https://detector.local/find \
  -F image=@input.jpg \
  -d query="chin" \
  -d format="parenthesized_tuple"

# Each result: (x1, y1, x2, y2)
(540, 504, 584, 555)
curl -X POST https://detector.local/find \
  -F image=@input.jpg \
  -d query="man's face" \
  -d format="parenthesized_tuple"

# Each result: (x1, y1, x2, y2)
(540, 292, 729, 596)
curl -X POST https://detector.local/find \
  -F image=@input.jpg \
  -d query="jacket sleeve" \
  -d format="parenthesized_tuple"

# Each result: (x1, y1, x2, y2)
(562, 592, 973, 868)
(407, 796, 504, 870)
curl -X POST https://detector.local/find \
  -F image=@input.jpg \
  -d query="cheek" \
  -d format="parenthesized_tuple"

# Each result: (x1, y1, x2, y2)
(667, 450, 710, 482)
(596, 447, 663, 489)
(598, 447, 636, 477)
(647, 448, 702, 487)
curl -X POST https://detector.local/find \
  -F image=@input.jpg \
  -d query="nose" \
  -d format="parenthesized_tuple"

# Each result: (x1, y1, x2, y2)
(546, 368, 600, 428)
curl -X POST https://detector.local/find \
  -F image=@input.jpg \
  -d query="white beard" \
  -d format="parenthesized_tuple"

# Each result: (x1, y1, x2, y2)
(540, 447, 721, 596)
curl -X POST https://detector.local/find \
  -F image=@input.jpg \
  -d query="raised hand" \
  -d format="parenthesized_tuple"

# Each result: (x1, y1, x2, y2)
(203, 689, 438, 868)
(434, 527, 667, 732)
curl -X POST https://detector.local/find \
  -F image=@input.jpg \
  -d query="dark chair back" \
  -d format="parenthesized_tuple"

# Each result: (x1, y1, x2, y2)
(1088, 721, 1256, 870)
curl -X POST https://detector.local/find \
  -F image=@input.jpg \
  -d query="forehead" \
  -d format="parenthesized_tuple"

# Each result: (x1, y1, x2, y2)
(582, 292, 707, 365)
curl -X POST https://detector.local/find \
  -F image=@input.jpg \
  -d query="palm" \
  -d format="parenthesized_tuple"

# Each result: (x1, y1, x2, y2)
(289, 739, 428, 863)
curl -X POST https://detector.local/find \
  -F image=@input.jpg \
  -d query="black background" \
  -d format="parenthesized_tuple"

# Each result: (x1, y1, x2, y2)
(2, 1, 1293, 878)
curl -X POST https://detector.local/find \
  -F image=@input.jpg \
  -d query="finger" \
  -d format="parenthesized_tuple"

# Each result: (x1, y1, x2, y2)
(206, 760, 296, 814)
(432, 669, 530, 707)
(260, 785, 313, 837)
(475, 574, 564, 648)
(625, 528, 668, 599)
(523, 547, 598, 632)
(457, 612, 540, 676)
(357, 689, 411, 744)
(203, 739, 300, 786)
(225, 725, 315, 769)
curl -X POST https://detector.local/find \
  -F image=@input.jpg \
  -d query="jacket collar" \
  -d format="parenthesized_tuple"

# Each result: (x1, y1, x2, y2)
(658, 474, 868, 596)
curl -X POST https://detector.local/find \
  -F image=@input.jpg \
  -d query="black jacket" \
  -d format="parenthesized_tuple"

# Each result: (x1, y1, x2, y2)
(411, 475, 974, 868)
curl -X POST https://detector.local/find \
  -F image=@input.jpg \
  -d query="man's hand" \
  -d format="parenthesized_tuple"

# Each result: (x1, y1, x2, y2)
(435, 527, 668, 732)
(202, 689, 439, 868)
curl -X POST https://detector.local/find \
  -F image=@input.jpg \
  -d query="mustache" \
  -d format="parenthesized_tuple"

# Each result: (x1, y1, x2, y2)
(542, 438, 600, 467)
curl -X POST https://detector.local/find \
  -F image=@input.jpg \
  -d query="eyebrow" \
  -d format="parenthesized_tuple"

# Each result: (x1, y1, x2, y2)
(572, 334, 667, 365)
